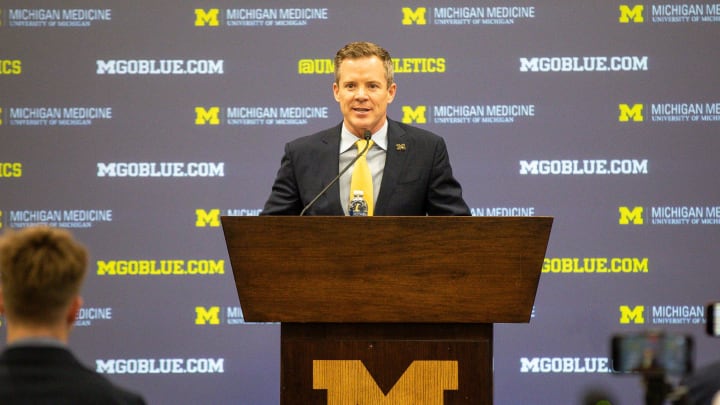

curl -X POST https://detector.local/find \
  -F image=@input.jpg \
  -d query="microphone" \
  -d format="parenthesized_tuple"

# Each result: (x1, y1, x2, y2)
(300, 130, 372, 216)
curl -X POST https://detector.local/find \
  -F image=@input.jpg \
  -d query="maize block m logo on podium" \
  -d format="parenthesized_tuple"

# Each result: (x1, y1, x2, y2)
(313, 360, 458, 405)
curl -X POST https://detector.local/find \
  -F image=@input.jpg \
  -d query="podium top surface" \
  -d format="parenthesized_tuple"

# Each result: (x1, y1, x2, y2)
(222, 216, 552, 323)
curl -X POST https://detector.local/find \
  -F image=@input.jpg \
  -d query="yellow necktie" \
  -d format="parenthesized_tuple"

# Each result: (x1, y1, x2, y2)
(350, 139, 374, 216)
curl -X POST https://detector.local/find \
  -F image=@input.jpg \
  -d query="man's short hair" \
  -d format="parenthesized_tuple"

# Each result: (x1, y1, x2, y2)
(0, 226, 88, 324)
(334, 41, 395, 88)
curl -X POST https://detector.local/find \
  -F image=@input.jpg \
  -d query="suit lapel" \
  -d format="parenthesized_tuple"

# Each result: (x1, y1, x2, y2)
(375, 119, 409, 215)
(317, 125, 345, 215)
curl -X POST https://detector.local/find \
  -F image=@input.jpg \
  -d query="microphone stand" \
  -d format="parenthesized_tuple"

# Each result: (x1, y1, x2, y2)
(299, 130, 372, 216)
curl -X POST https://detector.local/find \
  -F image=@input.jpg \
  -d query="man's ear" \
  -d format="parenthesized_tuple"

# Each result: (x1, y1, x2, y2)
(66, 296, 83, 326)
(387, 82, 397, 103)
(333, 82, 340, 102)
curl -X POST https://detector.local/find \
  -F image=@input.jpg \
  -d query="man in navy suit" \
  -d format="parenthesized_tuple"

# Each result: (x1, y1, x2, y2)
(0, 226, 146, 404)
(262, 41, 470, 216)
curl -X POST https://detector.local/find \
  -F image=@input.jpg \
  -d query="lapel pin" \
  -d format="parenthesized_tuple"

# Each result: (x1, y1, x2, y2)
(395, 144, 406, 151)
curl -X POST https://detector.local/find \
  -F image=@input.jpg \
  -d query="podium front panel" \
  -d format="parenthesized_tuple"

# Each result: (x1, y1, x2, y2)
(280, 323, 493, 405)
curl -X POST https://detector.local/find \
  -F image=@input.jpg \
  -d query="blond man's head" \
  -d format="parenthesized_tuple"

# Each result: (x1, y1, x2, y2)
(0, 226, 88, 326)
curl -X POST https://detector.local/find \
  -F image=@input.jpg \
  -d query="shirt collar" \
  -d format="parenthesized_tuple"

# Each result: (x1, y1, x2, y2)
(7, 337, 67, 349)
(340, 120, 388, 153)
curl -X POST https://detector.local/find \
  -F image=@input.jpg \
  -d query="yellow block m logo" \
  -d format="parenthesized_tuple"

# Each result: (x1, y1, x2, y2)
(402, 7, 427, 25)
(620, 305, 645, 324)
(619, 5, 644, 23)
(314, 360, 457, 405)
(402, 106, 427, 124)
(195, 209, 220, 227)
(195, 107, 220, 125)
(195, 9, 220, 26)
(195, 306, 221, 325)
(619, 206, 644, 225)
(619, 104, 643, 122)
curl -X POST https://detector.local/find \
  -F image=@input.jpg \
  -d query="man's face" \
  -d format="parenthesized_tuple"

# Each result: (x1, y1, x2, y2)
(333, 56, 396, 138)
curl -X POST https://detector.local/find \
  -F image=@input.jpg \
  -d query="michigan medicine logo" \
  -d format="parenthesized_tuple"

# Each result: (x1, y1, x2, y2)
(3, 209, 113, 229)
(401, 6, 536, 25)
(619, 205, 720, 225)
(3, 9, 112, 27)
(619, 304, 705, 325)
(194, 8, 329, 27)
(619, 4, 720, 23)
(619, 102, 720, 123)
(194, 105, 329, 126)
(3, 107, 112, 126)
(402, 104, 535, 125)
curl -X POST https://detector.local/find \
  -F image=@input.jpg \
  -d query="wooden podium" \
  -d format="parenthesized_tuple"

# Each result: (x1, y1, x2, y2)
(222, 216, 552, 405)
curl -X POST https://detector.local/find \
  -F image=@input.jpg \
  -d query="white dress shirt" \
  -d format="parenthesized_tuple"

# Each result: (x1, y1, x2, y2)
(338, 120, 388, 215)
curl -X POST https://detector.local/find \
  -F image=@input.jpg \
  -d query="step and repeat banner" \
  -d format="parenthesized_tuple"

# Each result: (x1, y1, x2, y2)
(2, 1, 720, 404)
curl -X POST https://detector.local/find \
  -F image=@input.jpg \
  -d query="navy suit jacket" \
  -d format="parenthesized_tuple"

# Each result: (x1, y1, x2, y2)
(262, 118, 470, 216)
(0, 346, 146, 405)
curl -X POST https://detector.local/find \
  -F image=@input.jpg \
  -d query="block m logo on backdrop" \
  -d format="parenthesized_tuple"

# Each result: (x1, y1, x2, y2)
(619, 206, 644, 225)
(401, 106, 427, 124)
(619, 5, 644, 23)
(195, 9, 220, 26)
(620, 305, 645, 324)
(195, 106, 221, 125)
(195, 306, 221, 325)
(195, 209, 221, 227)
(619, 104, 644, 122)
(314, 360, 457, 404)
(402, 8, 427, 25)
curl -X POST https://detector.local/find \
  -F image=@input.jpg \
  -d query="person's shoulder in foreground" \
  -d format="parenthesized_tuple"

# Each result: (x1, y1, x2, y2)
(0, 344, 146, 404)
